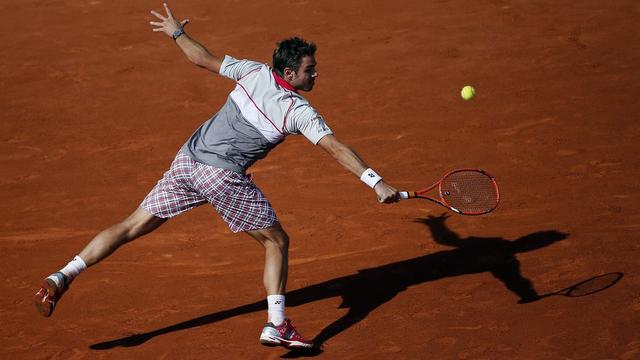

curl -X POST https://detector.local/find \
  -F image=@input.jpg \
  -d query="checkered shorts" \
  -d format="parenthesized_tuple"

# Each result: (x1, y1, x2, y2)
(140, 152, 278, 233)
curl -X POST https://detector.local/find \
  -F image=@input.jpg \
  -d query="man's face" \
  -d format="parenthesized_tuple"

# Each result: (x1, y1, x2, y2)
(286, 56, 317, 92)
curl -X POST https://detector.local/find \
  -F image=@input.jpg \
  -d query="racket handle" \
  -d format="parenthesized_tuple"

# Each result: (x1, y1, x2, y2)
(399, 191, 416, 200)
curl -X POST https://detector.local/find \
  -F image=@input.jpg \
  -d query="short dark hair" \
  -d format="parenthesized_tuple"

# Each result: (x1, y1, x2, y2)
(272, 37, 317, 77)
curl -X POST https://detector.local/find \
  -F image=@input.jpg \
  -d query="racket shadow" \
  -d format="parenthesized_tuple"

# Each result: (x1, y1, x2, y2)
(90, 215, 569, 356)
(539, 272, 624, 299)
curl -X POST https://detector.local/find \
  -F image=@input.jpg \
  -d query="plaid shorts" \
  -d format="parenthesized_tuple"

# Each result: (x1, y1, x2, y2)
(140, 151, 278, 233)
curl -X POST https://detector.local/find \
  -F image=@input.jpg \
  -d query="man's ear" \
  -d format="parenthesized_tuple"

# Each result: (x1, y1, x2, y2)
(283, 67, 296, 81)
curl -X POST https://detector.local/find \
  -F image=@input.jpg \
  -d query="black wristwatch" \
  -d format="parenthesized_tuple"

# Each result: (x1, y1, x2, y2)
(172, 28, 185, 40)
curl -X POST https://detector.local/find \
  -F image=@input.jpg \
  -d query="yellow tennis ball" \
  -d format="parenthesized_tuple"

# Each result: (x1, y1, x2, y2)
(461, 85, 475, 100)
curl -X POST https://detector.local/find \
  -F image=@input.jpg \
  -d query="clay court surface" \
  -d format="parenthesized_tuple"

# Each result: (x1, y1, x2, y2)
(2, 0, 639, 359)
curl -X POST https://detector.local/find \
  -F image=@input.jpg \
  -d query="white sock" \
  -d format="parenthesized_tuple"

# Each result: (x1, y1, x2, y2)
(58, 255, 87, 284)
(267, 295, 286, 326)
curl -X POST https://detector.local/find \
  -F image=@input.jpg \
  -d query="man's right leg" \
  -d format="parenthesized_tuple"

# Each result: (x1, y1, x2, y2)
(35, 207, 167, 317)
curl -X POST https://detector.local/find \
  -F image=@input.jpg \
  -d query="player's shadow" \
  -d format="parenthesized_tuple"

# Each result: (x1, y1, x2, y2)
(90, 213, 568, 356)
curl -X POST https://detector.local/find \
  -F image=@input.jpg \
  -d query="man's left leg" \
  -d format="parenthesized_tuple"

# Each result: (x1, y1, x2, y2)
(203, 165, 314, 349)
(246, 224, 314, 349)
(246, 223, 289, 296)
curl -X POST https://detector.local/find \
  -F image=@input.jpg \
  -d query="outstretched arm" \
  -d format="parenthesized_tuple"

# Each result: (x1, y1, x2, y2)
(150, 3, 223, 73)
(317, 135, 398, 204)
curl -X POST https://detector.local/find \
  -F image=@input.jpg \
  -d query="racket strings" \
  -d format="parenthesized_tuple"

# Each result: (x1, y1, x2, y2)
(440, 171, 499, 214)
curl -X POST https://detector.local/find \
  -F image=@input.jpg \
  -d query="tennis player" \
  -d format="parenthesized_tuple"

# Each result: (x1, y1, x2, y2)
(34, 3, 399, 350)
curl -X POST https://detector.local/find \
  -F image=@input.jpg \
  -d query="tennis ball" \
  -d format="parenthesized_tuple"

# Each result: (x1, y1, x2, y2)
(460, 85, 475, 100)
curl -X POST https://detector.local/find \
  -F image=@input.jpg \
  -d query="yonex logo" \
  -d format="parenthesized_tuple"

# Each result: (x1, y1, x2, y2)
(368, 173, 375, 178)
(275, 300, 283, 304)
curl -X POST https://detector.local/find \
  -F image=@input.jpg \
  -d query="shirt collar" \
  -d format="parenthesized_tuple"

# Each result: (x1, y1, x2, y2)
(273, 71, 298, 93)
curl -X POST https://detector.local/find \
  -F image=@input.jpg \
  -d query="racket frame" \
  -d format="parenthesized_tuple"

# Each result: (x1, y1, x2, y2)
(399, 168, 500, 215)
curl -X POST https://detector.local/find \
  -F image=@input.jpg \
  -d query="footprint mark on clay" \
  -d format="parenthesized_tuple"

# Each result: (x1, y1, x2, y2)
(568, 27, 587, 49)
(494, 117, 556, 136)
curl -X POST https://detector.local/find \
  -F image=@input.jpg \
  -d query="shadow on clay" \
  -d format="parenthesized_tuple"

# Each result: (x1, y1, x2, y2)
(90, 214, 584, 357)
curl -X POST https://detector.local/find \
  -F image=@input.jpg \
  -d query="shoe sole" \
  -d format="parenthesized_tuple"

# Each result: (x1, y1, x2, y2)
(260, 335, 313, 349)
(34, 278, 58, 317)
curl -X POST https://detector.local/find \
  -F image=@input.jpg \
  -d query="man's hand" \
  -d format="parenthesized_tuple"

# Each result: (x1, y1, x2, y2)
(150, 3, 189, 38)
(374, 181, 399, 204)
(149, 3, 222, 72)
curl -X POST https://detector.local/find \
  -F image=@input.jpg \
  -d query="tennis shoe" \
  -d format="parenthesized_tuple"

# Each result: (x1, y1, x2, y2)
(34, 272, 69, 317)
(259, 318, 314, 349)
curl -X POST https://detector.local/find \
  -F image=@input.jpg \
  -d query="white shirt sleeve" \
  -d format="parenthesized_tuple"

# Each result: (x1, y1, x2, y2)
(287, 105, 334, 145)
(219, 55, 264, 81)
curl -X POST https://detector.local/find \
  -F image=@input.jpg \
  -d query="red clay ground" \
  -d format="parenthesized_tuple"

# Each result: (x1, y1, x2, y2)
(2, 0, 639, 359)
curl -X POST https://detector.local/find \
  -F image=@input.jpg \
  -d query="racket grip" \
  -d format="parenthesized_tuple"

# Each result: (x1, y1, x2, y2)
(399, 191, 415, 200)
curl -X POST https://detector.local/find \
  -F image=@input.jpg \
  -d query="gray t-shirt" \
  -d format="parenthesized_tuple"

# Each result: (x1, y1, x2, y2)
(182, 55, 333, 173)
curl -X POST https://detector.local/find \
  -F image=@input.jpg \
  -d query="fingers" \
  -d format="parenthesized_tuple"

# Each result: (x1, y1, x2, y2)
(150, 5, 186, 35)
(163, 3, 174, 19)
(150, 10, 166, 20)
(377, 193, 400, 204)
(374, 181, 400, 204)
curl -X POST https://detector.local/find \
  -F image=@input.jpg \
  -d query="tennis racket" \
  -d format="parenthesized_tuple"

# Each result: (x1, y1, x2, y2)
(399, 169, 500, 215)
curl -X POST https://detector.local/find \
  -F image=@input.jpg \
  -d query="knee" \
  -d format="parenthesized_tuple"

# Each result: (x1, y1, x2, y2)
(266, 231, 289, 251)
(119, 211, 163, 240)
(120, 219, 141, 240)
(111, 218, 138, 242)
